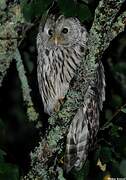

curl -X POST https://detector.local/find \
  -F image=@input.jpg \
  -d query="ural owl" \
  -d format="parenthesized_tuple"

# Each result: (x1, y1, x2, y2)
(37, 15, 105, 172)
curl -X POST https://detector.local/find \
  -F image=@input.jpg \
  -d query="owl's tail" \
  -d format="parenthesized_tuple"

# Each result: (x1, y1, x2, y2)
(64, 61, 105, 172)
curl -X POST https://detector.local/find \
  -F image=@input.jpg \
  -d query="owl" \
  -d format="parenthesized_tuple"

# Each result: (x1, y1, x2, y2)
(37, 15, 105, 172)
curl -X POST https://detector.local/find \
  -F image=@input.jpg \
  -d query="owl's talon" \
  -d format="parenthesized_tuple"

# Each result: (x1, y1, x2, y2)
(53, 97, 65, 112)
(59, 96, 65, 105)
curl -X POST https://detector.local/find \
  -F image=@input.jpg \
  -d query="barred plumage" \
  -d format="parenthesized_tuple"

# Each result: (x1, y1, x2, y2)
(37, 15, 87, 114)
(37, 15, 105, 172)
(65, 61, 105, 171)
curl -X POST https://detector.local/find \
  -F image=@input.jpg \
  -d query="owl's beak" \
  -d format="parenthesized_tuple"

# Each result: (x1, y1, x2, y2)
(51, 34, 62, 45)
(54, 36, 58, 46)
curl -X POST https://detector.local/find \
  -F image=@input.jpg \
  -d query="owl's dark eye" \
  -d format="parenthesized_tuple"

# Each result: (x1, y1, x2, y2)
(62, 28, 68, 34)
(48, 29, 53, 36)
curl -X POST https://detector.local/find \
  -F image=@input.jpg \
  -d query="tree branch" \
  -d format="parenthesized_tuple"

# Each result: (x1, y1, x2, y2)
(14, 49, 39, 121)
(0, 4, 38, 122)
(0, 10, 17, 86)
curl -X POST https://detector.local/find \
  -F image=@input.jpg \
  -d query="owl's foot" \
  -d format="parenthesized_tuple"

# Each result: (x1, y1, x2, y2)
(53, 97, 65, 112)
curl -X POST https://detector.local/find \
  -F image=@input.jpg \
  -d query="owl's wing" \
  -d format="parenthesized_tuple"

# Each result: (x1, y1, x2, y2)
(65, 61, 105, 172)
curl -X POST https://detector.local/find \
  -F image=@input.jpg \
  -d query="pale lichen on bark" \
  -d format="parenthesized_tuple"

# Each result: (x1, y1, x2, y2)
(0, 7, 17, 86)
(111, 11, 126, 38)
(0, 3, 38, 121)
(24, 0, 126, 179)
(88, 0, 125, 63)
(14, 49, 39, 121)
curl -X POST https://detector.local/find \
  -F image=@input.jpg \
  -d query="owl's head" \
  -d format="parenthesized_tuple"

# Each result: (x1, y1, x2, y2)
(39, 15, 83, 48)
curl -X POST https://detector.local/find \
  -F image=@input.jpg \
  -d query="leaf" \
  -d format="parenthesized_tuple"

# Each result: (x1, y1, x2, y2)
(71, 160, 90, 180)
(58, 0, 76, 17)
(105, 109, 113, 120)
(0, 118, 5, 130)
(100, 147, 112, 163)
(110, 159, 121, 177)
(111, 94, 122, 108)
(114, 63, 126, 75)
(110, 125, 122, 138)
(58, 0, 92, 21)
(0, 163, 19, 180)
(0, 149, 6, 163)
(121, 108, 126, 113)
(20, 0, 35, 21)
(119, 160, 126, 177)
(81, 0, 89, 4)
(76, 4, 92, 22)
(20, 0, 53, 21)
(97, 158, 106, 172)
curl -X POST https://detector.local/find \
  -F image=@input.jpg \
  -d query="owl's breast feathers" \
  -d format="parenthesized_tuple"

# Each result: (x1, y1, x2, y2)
(37, 38, 86, 115)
